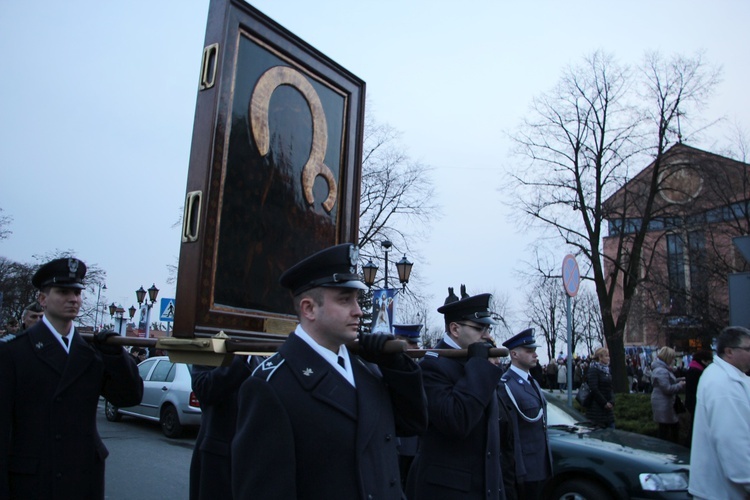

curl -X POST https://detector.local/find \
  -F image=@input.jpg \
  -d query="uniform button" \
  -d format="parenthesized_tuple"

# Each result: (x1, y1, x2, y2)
(487, 451, 491, 457)
(384, 434, 392, 441)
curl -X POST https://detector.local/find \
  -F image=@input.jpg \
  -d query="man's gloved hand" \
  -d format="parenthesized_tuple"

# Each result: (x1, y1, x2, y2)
(358, 334, 410, 370)
(359, 333, 394, 354)
(467, 341, 493, 360)
(94, 330, 123, 355)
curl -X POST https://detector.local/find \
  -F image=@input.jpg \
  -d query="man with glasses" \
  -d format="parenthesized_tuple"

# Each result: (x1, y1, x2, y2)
(689, 326, 750, 499)
(497, 329, 552, 500)
(406, 292, 506, 499)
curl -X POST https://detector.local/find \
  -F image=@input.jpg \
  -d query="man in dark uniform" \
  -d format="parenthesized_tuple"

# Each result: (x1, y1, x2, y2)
(0, 257, 143, 499)
(392, 323, 422, 488)
(231, 244, 428, 499)
(21, 301, 44, 331)
(406, 292, 506, 500)
(393, 323, 421, 349)
(189, 355, 260, 500)
(497, 329, 553, 500)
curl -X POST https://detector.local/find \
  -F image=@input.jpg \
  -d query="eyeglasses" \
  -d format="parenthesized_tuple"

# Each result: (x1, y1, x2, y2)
(456, 322, 493, 334)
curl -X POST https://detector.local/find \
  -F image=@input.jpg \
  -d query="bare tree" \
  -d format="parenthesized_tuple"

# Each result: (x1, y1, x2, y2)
(488, 290, 516, 342)
(525, 275, 566, 364)
(0, 208, 11, 241)
(572, 286, 604, 356)
(0, 257, 36, 324)
(357, 110, 438, 322)
(509, 51, 721, 391)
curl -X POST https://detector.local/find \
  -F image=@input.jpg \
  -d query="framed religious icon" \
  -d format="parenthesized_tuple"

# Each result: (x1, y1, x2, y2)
(173, 0, 365, 340)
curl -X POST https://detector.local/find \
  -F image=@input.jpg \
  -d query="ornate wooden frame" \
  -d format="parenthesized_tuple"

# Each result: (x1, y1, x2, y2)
(173, 0, 365, 340)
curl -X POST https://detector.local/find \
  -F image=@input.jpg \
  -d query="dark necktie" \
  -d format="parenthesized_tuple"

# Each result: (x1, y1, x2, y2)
(528, 375, 541, 397)
(337, 356, 346, 369)
(62, 336, 69, 347)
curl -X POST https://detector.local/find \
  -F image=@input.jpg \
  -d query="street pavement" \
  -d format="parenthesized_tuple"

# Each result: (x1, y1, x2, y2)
(97, 400, 196, 499)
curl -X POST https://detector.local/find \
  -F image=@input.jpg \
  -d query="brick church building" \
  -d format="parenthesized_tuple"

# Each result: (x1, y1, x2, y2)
(603, 143, 750, 352)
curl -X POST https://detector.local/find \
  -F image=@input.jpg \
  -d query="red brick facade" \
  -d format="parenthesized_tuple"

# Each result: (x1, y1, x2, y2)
(603, 144, 750, 351)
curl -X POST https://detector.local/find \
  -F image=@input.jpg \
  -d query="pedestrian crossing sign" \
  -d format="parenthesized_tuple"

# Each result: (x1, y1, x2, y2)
(160, 298, 175, 322)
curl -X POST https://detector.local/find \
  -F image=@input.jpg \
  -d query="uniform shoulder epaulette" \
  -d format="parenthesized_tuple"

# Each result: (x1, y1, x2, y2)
(0, 331, 25, 343)
(424, 351, 439, 358)
(252, 352, 285, 381)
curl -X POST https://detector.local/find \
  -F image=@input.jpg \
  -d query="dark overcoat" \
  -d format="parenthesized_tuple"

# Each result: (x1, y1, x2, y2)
(189, 356, 256, 500)
(496, 369, 552, 484)
(0, 322, 143, 499)
(231, 333, 427, 500)
(406, 340, 505, 500)
(586, 363, 614, 427)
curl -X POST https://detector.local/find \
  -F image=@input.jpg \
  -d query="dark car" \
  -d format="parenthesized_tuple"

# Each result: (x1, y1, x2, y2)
(105, 356, 201, 438)
(543, 392, 690, 499)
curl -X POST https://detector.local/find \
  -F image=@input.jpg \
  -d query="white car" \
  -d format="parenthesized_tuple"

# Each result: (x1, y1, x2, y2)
(105, 356, 201, 438)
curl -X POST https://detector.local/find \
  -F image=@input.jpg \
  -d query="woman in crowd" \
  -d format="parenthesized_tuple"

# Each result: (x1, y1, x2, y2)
(557, 359, 567, 392)
(684, 349, 713, 446)
(650, 346, 686, 443)
(684, 350, 712, 415)
(586, 347, 615, 428)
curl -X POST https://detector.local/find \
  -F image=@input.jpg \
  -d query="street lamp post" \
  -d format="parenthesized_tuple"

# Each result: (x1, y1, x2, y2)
(382, 240, 391, 288)
(362, 240, 414, 290)
(94, 283, 106, 331)
(108, 302, 126, 336)
(361, 241, 414, 335)
(136, 284, 160, 339)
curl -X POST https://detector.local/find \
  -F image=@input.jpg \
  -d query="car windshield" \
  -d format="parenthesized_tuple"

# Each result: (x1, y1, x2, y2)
(544, 393, 597, 428)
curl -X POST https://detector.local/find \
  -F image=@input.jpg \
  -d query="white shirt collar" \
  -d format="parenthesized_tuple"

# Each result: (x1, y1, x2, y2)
(509, 364, 531, 380)
(442, 333, 461, 349)
(294, 325, 356, 387)
(42, 315, 74, 353)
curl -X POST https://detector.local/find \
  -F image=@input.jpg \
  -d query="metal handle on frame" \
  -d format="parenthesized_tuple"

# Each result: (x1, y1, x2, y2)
(199, 43, 219, 90)
(182, 191, 202, 242)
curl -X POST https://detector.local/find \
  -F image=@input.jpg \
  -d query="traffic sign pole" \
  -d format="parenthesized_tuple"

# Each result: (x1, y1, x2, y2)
(562, 254, 580, 407)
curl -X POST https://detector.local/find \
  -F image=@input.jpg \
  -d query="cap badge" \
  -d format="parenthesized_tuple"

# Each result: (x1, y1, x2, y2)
(348, 245, 359, 272)
(303, 367, 313, 376)
(67, 258, 79, 277)
(36, 342, 44, 349)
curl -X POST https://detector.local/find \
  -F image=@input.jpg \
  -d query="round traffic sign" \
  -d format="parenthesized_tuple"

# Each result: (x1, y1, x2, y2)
(562, 254, 580, 297)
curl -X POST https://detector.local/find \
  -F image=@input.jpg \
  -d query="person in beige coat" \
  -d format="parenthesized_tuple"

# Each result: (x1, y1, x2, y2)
(650, 346, 685, 443)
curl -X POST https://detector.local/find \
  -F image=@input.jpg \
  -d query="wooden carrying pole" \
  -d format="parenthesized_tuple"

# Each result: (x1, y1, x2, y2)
(79, 333, 508, 361)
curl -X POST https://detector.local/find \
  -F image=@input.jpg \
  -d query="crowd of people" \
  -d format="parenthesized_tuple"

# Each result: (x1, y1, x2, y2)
(2, 248, 749, 499)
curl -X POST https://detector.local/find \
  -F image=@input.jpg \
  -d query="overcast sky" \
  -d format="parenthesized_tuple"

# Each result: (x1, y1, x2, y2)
(1, 1, 748, 344)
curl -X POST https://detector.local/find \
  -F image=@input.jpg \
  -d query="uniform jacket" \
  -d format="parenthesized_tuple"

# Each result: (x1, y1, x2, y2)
(189, 356, 257, 500)
(231, 333, 427, 500)
(586, 362, 614, 427)
(0, 322, 143, 500)
(650, 358, 683, 424)
(496, 368, 552, 484)
(689, 356, 750, 499)
(406, 340, 505, 500)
